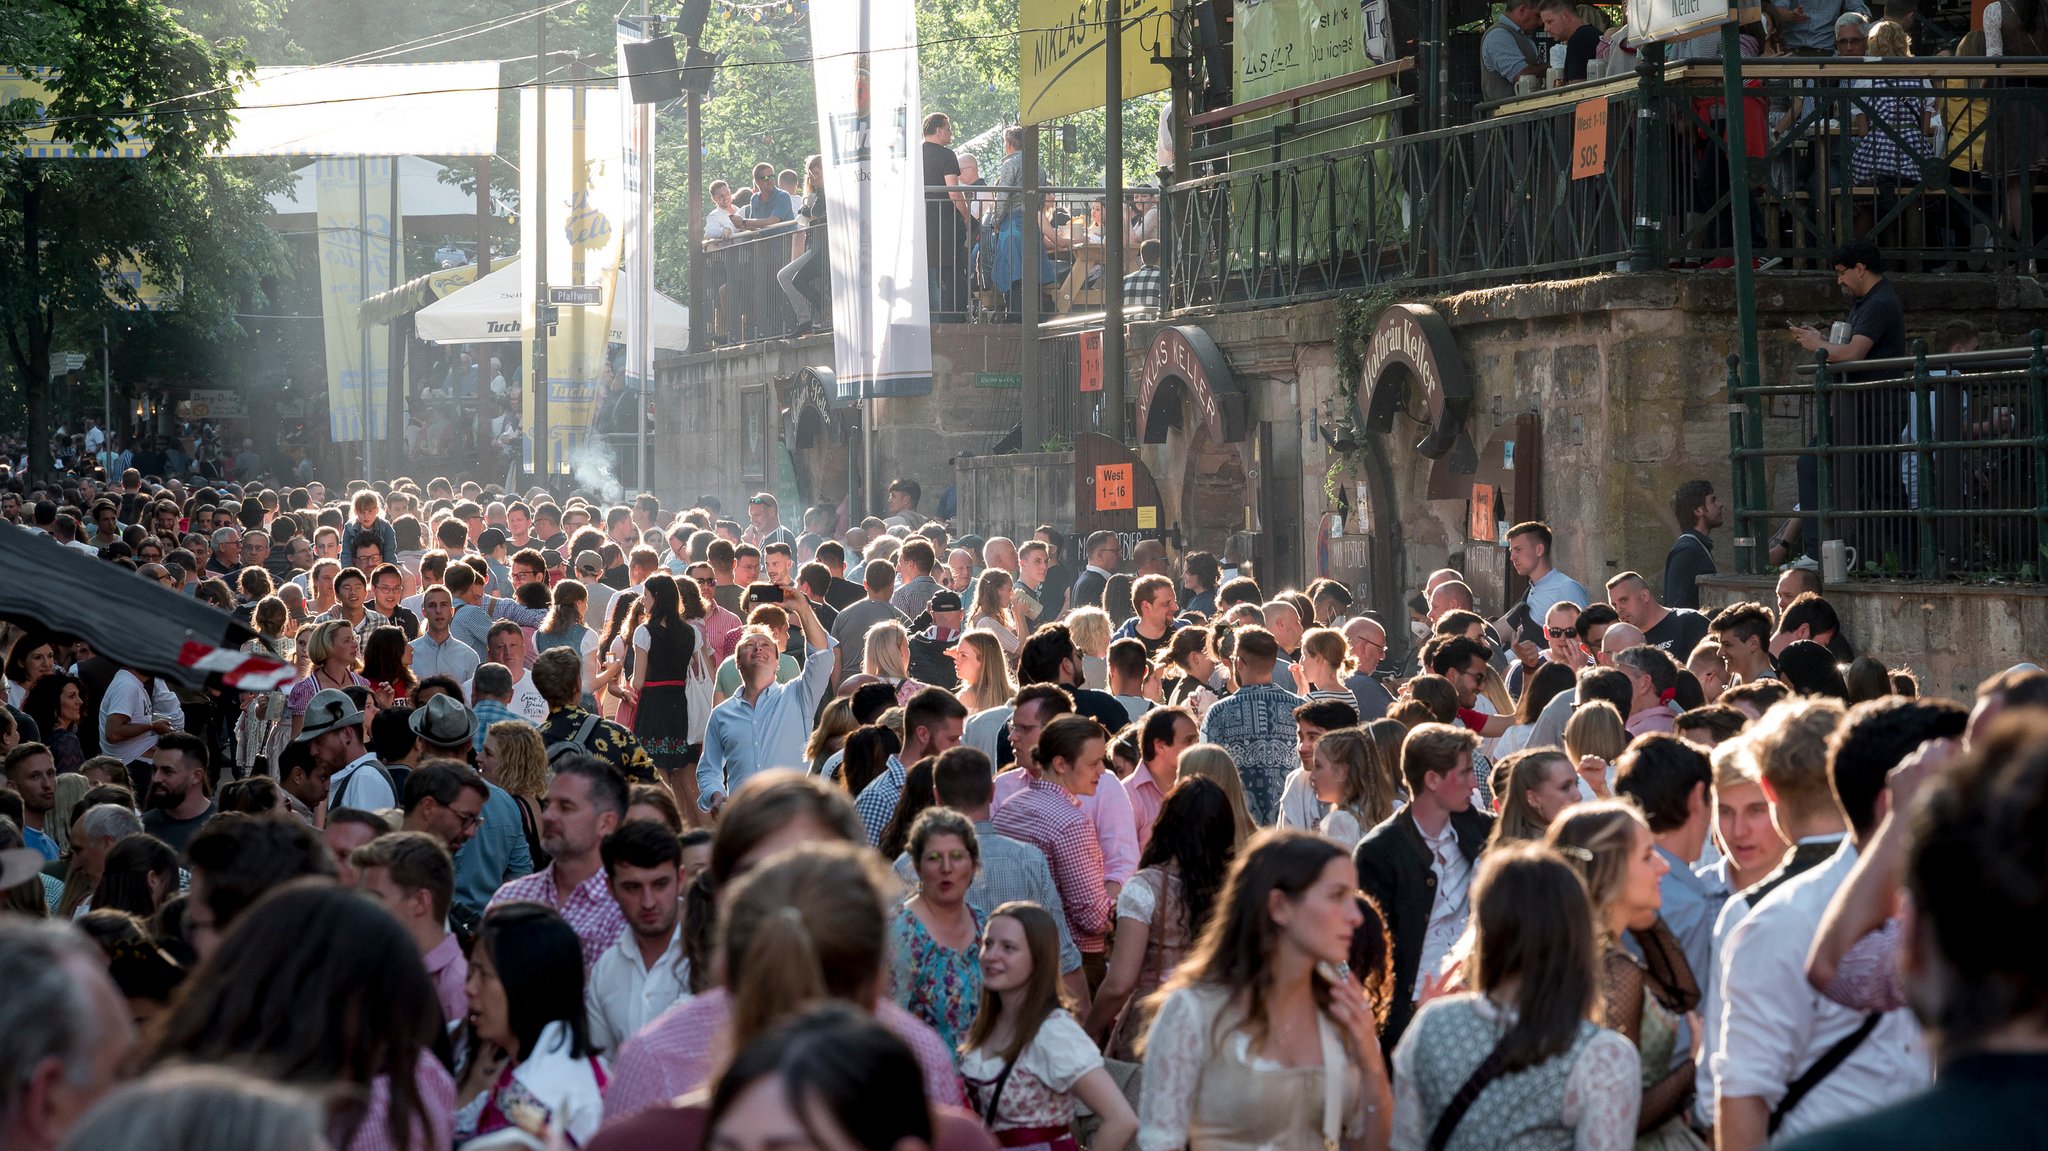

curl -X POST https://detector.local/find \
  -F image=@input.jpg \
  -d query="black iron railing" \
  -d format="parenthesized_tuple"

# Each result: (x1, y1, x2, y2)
(1728, 334, 2048, 580)
(1169, 58, 2048, 311)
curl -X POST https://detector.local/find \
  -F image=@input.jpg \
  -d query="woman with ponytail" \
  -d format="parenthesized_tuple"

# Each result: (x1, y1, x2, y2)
(602, 777, 968, 1126)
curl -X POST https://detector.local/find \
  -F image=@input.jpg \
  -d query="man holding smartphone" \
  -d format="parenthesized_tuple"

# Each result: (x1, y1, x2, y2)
(694, 591, 836, 816)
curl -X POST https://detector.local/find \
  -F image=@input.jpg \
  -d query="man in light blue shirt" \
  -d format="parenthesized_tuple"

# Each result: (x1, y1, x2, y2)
(1505, 521, 1590, 647)
(696, 592, 835, 814)
(1479, 0, 1544, 102)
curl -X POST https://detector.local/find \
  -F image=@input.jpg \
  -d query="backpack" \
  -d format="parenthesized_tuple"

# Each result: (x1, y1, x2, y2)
(546, 711, 603, 767)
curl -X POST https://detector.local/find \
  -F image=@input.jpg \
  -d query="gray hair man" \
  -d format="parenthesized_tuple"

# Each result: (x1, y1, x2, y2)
(0, 920, 137, 1150)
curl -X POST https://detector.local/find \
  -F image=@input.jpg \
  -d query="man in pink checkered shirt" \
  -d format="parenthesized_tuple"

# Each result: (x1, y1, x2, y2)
(488, 754, 628, 973)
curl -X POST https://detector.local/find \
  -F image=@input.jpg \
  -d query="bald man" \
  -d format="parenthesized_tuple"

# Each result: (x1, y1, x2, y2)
(1342, 617, 1393, 720)
(1427, 580, 1475, 623)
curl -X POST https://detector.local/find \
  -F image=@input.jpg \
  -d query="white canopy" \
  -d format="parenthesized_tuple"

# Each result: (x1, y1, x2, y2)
(414, 258, 689, 352)
(224, 62, 502, 158)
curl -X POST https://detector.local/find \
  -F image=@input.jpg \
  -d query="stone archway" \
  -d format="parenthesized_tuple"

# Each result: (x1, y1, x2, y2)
(781, 367, 851, 509)
(1135, 324, 1261, 569)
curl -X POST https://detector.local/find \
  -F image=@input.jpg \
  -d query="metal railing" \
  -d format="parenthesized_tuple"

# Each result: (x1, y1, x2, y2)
(1169, 58, 2048, 311)
(1728, 334, 2048, 581)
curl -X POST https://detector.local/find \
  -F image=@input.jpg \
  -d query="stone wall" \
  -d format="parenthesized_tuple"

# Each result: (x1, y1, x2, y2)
(1698, 574, 2048, 700)
(654, 325, 1022, 514)
(1157, 271, 2048, 620)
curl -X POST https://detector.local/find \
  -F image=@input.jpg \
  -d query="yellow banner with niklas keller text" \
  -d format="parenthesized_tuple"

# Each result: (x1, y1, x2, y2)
(1020, 0, 1173, 125)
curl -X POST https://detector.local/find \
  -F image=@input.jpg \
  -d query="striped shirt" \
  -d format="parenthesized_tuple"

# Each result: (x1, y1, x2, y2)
(992, 774, 1113, 953)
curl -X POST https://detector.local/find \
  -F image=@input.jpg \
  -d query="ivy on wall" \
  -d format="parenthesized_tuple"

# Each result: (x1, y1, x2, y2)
(1324, 287, 1400, 507)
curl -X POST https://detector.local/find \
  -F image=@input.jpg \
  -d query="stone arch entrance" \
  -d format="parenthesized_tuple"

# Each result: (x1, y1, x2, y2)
(1354, 304, 1477, 663)
(782, 367, 851, 510)
(1135, 325, 1268, 573)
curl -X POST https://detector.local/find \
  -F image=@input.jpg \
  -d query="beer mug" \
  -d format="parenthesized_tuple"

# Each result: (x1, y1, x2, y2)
(1821, 540, 1858, 584)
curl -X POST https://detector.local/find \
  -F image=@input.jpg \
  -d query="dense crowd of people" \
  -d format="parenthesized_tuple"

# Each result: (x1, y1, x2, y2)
(1, 463, 2044, 1151)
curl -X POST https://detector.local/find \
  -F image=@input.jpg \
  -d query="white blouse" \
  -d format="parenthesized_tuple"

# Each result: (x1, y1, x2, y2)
(959, 1010, 1104, 1130)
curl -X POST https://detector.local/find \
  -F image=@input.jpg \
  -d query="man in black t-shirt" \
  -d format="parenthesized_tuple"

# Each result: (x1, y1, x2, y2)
(1792, 239, 1910, 561)
(922, 112, 968, 320)
(1538, 0, 1602, 82)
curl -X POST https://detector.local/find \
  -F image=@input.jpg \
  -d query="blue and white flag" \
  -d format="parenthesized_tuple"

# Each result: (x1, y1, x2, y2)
(809, 0, 932, 401)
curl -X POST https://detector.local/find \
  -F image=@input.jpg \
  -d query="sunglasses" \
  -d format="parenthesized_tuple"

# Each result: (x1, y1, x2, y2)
(1546, 626, 1573, 639)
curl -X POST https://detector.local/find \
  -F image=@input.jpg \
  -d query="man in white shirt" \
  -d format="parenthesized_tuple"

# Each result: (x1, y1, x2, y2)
(485, 622, 549, 724)
(98, 666, 183, 768)
(410, 585, 480, 683)
(1693, 696, 1843, 1130)
(1713, 697, 1965, 1149)
(586, 820, 690, 1050)
(296, 689, 396, 811)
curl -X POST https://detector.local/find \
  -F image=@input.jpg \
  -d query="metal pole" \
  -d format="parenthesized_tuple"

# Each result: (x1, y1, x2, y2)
(1022, 126, 1044, 449)
(1102, 0, 1125, 440)
(533, 1, 551, 483)
(388, 158, 404, 471)
(358, 158, 374, 483)
(1718, 22, 1763, 568)
(637, 96, 652, 493)
(102, 325, 110, 467)
(634, 5, 653, 495)
(1632, 43, 1667, 270)
(687, 88, 705, 352)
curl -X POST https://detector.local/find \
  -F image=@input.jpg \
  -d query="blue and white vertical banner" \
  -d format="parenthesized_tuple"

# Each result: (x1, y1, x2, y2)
(809, 0, 933, 401)
(617, 19, 656, 394)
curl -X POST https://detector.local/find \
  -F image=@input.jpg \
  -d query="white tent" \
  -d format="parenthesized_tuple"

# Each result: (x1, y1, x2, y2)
(414, 258, 689, 352)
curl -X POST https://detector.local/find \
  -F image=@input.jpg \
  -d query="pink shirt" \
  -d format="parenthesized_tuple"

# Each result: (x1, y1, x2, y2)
(602, 989, 964, 1125)
(343, 1053, 456, 1151)
(702, 606, 743, 663)
(1626, 703, 1677, 738)
(1124, 761, 1170, 854)
(992, 775, 1115, 952)
(423, 932, 468, 1027)
(489, 863, 628, 974)
(993, 769, 1138, 886)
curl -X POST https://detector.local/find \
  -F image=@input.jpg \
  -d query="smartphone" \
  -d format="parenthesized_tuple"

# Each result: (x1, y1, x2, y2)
(756, 585, 785, 603)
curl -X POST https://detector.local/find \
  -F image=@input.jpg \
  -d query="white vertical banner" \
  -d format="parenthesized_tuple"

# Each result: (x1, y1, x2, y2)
(315, 157, 399, 442)
(520, 85, 625, 473)
(809, 0, 933, 401)
(617, 21, 656, 398)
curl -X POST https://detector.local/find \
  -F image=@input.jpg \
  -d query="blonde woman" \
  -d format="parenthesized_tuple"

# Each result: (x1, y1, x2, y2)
(1174, 742, 1257, 847)
(478, 720, 551, 869)
(1486, 748, 1583, 848)
(1291, 627, 1357, 704)
(949, 629, 1017, 715)
(1548, 801, 1701, 1149)
(1067, 607, 1112, 690)
(806, 698, 859, 777)
(1564, 699, 1630, 800)
(969, 568, 1022, 665)
(284, 619, 369, 738)
(1306, 726, 1399, 848)
(863, 620, 927, 706)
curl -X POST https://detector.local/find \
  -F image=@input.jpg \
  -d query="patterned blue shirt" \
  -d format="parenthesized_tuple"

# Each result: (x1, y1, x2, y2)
(1199, 681, 1305, 825)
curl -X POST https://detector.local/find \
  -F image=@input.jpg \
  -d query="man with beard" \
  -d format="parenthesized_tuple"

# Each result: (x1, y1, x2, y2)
(586, 820, 688, 1050)
(1664, 479, 1725, 611)
(140, 732, 215, 853)
(488, 753, 628, 970)
(2, 745, 60, 860)
(295, 689, 396, 812)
